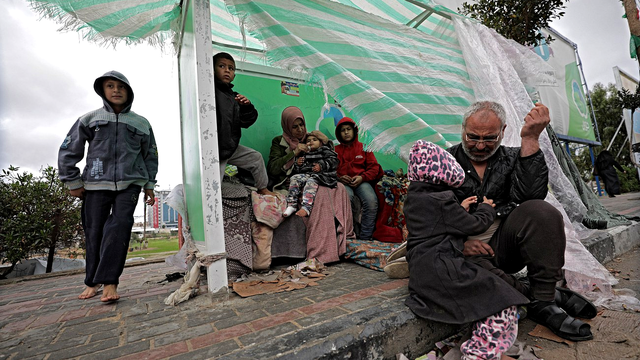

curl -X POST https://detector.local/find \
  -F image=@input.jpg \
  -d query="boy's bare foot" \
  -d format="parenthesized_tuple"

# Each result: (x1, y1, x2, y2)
(78, 285, 102, 299)
(257, 188, 276, 197)
(101, 284, 120, 302)
(295, 208, 309, 217)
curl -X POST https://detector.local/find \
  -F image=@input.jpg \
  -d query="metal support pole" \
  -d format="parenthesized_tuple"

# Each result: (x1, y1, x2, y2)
(607, 116, 627, 151)
(616, 133, 630, 159)
(177, 0, 228, 294)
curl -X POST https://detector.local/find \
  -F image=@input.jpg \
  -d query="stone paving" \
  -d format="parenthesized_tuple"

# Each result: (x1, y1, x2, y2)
(0, 260, 455, 360)
(0, 192, 639, 360)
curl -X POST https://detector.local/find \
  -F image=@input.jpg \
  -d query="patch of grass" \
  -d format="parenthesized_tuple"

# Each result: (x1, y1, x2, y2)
(127, 237, 179, 258)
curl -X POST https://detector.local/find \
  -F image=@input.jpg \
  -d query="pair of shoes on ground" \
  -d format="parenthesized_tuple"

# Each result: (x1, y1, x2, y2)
(527, 287, 598, 342)
(384, 242, 408, 279)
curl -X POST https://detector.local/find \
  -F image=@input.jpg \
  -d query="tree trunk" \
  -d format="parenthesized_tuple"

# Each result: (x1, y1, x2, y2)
(46, 244, 56, 273)
(623, 0, 640, 71)
(47, 210, 62, 273)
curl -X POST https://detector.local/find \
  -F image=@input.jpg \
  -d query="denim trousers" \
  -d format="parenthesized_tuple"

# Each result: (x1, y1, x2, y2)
(82, 185, 140, 286)
(345, 182, 378, 240)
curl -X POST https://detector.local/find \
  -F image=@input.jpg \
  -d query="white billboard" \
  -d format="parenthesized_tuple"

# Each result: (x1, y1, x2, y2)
(613, 66, 640, 169)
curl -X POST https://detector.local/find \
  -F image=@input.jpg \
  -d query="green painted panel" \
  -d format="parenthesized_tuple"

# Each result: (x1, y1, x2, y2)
(565, 62, 596, 141)
(179, 1, 205, 243)
(233, 73, 407, 172)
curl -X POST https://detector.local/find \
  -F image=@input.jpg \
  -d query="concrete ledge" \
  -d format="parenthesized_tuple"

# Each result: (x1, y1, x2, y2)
(0, 256, 166, 285)
(582, 221, 640, 264)
(215, 295, 456, 360)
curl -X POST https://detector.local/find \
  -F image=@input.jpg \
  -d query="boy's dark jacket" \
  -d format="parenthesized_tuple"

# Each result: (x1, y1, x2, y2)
(334, 117, 382, 182)
(58, 71, 158, 191)
(215, 78, 258, 160)
(292, 145, 339, 188)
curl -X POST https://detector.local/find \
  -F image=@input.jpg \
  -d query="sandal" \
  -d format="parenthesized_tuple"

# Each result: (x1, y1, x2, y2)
(555, 287, 597, 319)
(384, 256, 409, 279)
(386, 242, 407, 263)
(528, 301, 593, 341)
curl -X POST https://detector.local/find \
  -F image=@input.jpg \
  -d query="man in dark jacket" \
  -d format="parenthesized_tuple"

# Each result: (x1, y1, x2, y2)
(447, 101, 594, 341)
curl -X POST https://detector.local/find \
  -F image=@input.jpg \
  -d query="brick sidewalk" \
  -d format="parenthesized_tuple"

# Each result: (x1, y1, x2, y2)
(1, 192, 638, 359)
(0, 261, 451, 359)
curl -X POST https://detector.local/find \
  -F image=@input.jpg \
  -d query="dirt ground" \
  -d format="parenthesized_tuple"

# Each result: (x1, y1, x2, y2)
(516, 245, 640, 360)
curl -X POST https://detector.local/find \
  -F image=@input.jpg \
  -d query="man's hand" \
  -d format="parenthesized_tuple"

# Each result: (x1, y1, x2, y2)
(312, 163, 321, 172)
(144, 189, 155, 206)
(235, 94, 251, 106)
(520, 103, 550, 157)
(463, 239, 495, 257)
(521, 103, 550, 139)
(461, 196, 477, 211)
(69, 187, 85, 200)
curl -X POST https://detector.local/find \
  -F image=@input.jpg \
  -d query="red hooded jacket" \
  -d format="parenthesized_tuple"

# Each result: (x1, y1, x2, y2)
(334, 117, 382, 182)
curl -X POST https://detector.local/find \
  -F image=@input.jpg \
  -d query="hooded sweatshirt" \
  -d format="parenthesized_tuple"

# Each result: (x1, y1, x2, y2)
(334, 117, 381, 182)
(58, 70, 158, 191)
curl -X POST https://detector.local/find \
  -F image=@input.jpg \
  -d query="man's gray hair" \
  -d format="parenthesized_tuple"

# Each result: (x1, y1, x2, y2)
(462, 101, 507, 129)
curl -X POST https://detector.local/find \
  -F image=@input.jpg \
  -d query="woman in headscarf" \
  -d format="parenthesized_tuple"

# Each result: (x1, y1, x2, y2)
(268, 106, 355, 264)
(267, 106, 310, 190)
(595, 150, 626, 197)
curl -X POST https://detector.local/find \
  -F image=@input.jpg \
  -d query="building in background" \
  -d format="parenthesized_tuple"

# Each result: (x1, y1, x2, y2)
(145, 189, 179, 229)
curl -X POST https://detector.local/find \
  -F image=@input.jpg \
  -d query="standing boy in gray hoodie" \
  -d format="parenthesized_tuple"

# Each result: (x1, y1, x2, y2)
(58, 71, 158, 302)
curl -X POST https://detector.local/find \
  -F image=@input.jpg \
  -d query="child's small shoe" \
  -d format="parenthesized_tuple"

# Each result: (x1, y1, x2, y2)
(283, 206, 297, 217)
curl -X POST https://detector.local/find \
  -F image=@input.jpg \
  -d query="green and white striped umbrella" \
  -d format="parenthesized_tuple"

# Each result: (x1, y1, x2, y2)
(211, 0, 461, 66)
(27, 0, 182, 46)
(223, 0, 473, 158)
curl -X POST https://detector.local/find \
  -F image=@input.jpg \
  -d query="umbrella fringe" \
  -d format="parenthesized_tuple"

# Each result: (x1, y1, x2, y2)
(27, 0, 179, 51)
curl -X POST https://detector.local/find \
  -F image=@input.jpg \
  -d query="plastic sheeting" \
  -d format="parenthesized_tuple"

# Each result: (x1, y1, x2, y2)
(164, 184, 196, 271)
(546, 127, 633, 229)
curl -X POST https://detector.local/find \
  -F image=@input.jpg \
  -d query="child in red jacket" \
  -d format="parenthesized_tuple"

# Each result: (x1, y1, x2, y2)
(335, 117, 382, 240)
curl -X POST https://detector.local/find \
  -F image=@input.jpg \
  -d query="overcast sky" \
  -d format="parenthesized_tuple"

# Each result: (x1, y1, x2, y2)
(549, 0, 638, 88)
(1, 0, 637, 198)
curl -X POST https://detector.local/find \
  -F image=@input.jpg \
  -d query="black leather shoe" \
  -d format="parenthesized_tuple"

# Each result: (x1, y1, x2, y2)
(528, 301, 593, 341)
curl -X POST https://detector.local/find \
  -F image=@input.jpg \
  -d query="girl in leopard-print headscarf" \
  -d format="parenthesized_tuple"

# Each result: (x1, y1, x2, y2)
(404, 140, 529, 360)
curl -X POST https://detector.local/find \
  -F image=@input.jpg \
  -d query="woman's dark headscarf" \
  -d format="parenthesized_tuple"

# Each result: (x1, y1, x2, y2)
(596, 150, 615, 170)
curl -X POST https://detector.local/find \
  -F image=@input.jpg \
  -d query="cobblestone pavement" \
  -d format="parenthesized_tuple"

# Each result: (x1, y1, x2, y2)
(596, 191, 640, 217)
(0, 192, 638, 360)
(516, 245, 640, 360)
(0, 261, 426, 360)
